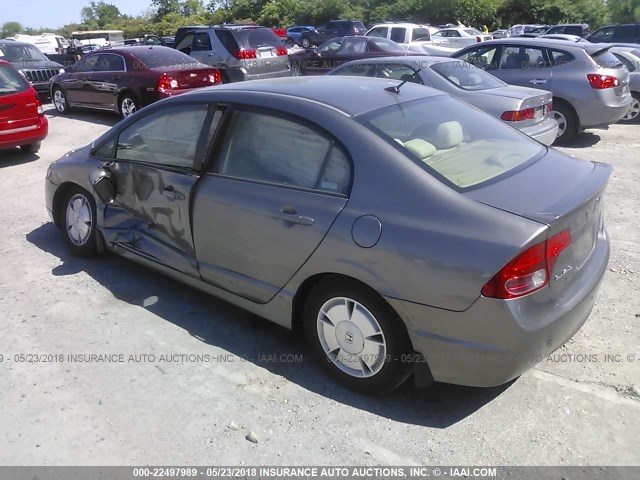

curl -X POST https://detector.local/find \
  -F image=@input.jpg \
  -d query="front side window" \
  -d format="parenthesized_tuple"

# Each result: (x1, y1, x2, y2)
(217, 111, 351, 195)
(115, 105, 209, 169)
(73, 55, 101, 72)
(175, 32, 194, 53)
(193, 32, 212, 51)
(358, 97, 544, 190)
(339, 37, 367, 54)
(589, 27, 614, 42)
(455, 46, 500, 70)
(319, 38, 343, 54)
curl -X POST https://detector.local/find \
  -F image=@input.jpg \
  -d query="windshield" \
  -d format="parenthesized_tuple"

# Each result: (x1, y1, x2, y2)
(369, 37, 406, 51)
(235, 28, 281, 48)
(0, 64, 30, 95)
(131, 48, 199, 69)
(358, 97, 544, 190)
(465, 29, 482, 35)
(0, 44, 48, 62)
(430, 61, 505, 90)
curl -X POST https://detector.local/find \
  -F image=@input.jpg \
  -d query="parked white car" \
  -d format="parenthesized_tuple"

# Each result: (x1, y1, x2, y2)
(365, 23, 439, 46)
(12, 33, 69, 55)
(431, 28, 493, 47)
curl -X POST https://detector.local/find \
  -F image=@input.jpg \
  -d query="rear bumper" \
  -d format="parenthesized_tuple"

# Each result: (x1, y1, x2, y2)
(386, 227, 609, 387)
(577, 91, 633, 128)
(0, 117, 48, 150)
(245, 68, 291, 81)
(520, 116, 559, 145)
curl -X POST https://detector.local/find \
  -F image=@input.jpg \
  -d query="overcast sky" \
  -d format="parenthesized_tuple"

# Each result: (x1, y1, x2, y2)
(2, 0, 153, 29)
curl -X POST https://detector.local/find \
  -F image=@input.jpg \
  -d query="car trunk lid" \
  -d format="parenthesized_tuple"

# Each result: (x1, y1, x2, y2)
(0, 87, 40, 133)
(154, 65, 221, 90)
(488, 86, 553, 125)
(466, 150, 611, 292)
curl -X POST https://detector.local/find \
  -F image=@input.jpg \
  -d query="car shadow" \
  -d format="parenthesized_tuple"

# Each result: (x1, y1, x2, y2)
(0, 148, 41, 167)
(558, 132, 602, 149)
(43, 105, 120, 128)
(26, 222, 512, 428)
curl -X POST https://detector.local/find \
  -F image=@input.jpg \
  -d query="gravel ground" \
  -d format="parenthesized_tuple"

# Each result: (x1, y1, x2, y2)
(0, 105, 638, 466)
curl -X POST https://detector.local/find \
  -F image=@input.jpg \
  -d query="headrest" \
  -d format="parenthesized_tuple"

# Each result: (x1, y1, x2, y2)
(404, 139, 436, 159)
(432, 121, 463, 149)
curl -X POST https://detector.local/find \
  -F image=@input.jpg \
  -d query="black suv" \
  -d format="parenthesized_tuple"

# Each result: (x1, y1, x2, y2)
(298, 20, 366, 48)
(173, 25, 290, 82)
(545, 23, 590, 37)
(587, 24, 640, 44)
(0, 40, 64, 97)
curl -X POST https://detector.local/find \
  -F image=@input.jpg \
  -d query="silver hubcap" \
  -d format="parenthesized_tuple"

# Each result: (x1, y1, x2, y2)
(302, 39, 310, 48)
(290, 65, 301, 77)
(622, 98, 640, 121)
(65, 194, 92, 246)
(53, 90, 66, 112)
(317, 297, 387, 378)
(553, 111, 567, 137)
(121, 98, 136, 117)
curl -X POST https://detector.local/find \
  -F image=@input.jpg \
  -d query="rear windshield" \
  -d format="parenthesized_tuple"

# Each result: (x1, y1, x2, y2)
(368, 37, 406, 52)
(430, 61, 505, 90)
(0, 43, 48, 62)
(0, 64, 30, 95)
(465, 29, 482, 35)
(358, 97, 544, 190)
(352, 22, 366, 31)
(591, 50, 624, 69)
(131, 48, 199, 69)
(235, 28, 280, 49)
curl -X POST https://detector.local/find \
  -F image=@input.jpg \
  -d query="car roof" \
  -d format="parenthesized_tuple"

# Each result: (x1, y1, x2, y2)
(186, 76, 445, 116)
(474, 37, 612, 52)
(0, 40, 33, 47)
(369, 23, 432, 28)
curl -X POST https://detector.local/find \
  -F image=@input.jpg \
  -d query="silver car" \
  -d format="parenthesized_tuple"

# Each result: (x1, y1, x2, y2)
(610, 46, 640, 122)
(453, 38, 633, 143)
(45, 77, 610, 393)
(328, 56, 559, 145)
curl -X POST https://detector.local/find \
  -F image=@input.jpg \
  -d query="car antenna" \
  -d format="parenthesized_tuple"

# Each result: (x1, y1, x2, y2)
(385, 68, 423, 93)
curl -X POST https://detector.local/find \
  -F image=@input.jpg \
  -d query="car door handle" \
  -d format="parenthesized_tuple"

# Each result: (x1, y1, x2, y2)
(529, 79, 547, 85)
(112, 75, 120, 80)
(278, 206, 314, 226)
(163, 186, 185, 201)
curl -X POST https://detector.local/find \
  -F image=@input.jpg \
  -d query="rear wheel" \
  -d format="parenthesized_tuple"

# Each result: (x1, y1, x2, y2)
(552, 101, 578, 144)
(119, 94, 139, 119)
(304, 278, 414, 394)
(20, 142, 41, 153)
(61, 186, 97, 257)
(290, 63, 303, 77)
(620, 93, 640, 123)
(52, 87, 69, 114)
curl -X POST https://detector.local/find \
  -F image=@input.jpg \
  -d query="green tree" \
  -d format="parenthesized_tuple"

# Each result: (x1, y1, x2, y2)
(81, 1, 125, 29)
(608, 0, 640, 23)
(151, 0, 182, 20)
(1, 21, 23, 38)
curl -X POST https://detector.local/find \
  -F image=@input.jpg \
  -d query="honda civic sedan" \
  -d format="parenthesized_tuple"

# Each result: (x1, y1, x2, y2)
(45, 77, 610, 393)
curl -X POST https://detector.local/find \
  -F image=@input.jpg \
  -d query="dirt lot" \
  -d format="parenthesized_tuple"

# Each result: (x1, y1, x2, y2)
(0, 105, 639, 466)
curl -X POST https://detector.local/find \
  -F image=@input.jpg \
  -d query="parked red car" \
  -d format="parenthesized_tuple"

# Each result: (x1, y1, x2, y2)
(0, 60, 48, 154)
(49, 46, 222, 118)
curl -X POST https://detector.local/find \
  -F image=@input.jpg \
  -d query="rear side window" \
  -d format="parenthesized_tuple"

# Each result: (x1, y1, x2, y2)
(0, 64, 29, 95)
(235, 28, 281, 49)
(217, 111, 351, 195)
(215, 30, 238, 53)
(548, 49, 575, 66)
(390, 28, 406, 43)
(193, 32, 212, 51)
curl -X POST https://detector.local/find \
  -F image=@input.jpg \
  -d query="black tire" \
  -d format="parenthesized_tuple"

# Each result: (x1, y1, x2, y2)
(119, 93, 139, 119)
(300, 37, 311, 49)
(52, 87, 69, 114)
(286, 37, 295, 47)
(304, 278, 414, 394)
(60, 186, 97, 257)
(620, 93, 640, 124)
(20, 142, 41, 153)
(290, 62, 304, 77)
(552, 101, 578, 145)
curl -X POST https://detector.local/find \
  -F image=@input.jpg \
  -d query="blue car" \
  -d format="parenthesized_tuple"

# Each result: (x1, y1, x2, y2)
(286, 25, 315, 46)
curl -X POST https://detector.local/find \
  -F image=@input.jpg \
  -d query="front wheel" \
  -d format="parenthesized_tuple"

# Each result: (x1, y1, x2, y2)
(119, 94, 139, 119)
(300, 37, 311, 49)
(290, 63, 303, 77)
(304, 279, 414, 394)
(620, 93, 640, 123)
(52, 87, 69, 114)
(552, 101, 578, 145)
(61, 186, 97, 257)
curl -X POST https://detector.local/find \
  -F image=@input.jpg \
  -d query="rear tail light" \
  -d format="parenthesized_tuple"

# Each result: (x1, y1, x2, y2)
(35, 96, 44, 116)
(276, 46, 287, 56)
(233, 49, 257, 59)
(208, 70, 222, 84)
(501, 107, 536, 121)
(157, 73, 179, 92)
(587, 74, 619, 89)
(481, 229, 572, 299)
